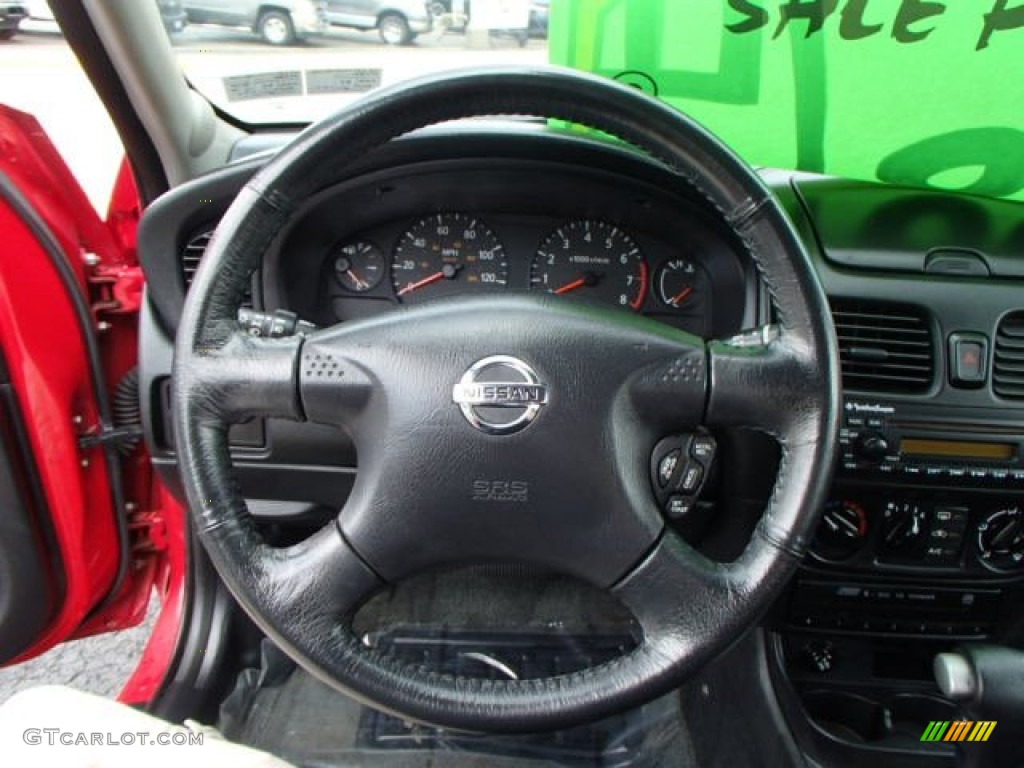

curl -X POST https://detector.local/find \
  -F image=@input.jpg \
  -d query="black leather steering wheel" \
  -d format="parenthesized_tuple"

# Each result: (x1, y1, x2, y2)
(173, 67, 839, 733)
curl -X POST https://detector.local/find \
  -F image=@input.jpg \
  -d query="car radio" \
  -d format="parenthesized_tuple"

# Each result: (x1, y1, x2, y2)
(838, 400, 1024, 486)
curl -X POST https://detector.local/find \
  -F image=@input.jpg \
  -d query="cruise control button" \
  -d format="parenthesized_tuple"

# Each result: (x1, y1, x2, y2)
(679, 463, 704, 493)
(691, 435, 716, 462)
(657, 450, 680, 488)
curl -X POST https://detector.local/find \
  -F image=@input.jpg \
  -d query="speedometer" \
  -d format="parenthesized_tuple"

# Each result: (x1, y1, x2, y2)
(530, 220, 648, 311)
(392, 213, 507, 303)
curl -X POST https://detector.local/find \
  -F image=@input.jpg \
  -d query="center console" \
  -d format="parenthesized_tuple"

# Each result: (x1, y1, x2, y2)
(771, 399, 1024, 766)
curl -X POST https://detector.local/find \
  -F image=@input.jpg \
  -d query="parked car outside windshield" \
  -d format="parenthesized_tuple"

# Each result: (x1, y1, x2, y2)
(326, 0, 435, 46)
(0, 2, 28, 40)
(183, 0, 327, 45)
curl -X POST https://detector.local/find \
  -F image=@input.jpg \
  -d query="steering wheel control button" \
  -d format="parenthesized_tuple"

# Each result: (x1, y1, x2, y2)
(666, 496, 694, 521)
(657, 450, 681, 488)
(680, 463, 704, 493)
(651, 432, 717, 522)
(691, 435, 716, 462)
(452, 356, 548, 435)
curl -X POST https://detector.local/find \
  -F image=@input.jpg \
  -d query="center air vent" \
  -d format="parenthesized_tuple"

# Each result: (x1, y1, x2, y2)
(181, 228, 253, 307)
(830, 299, 934, 394)
(994, 312, 1024, 401)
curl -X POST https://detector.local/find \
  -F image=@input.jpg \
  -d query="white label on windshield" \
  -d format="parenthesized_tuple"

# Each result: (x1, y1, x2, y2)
(306, 69, 383, 95)
(224, 71, 303, 102)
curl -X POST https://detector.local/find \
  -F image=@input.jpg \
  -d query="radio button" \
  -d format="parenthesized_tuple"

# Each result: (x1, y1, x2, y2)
(854, 432, 891, 463)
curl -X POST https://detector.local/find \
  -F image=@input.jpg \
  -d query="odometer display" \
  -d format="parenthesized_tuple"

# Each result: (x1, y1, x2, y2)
(530, 220, 648, 310)
(392, 213, 507, 303)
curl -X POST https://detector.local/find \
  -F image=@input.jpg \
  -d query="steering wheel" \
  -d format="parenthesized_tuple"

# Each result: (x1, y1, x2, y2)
(173, 67, 839, 733)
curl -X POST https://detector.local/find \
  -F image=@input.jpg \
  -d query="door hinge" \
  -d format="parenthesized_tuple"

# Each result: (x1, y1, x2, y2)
(128, 510, 168, 555)
(86, 262, 144, 322)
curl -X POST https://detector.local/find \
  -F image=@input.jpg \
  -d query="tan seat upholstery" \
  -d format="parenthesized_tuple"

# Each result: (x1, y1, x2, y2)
(0, 685, 294, 767)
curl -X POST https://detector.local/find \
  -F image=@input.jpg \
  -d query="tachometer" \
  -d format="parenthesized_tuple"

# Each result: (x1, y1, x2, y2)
(530, 220, 648, 310)
(392, 213, 507, 303)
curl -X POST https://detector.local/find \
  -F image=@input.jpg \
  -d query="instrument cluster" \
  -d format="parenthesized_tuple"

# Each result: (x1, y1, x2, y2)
(322, 211, 714, 333)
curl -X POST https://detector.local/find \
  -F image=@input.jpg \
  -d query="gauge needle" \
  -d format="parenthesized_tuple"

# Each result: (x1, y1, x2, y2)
(554, 272, 601, 295)
(397, 263, 463, 297)
(669, 286, 694, 307)
(397, 271, 445, 297)
(554, 277, 587, 295)
(346, 269, 369, 291)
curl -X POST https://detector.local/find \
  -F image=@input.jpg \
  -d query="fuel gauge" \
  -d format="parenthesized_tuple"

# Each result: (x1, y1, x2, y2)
(656, 259, 703, 309)
(334, 241, 385, 294)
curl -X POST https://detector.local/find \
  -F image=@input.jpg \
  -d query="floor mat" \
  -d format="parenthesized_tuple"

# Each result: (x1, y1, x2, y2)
(220, 636, 694, 768)
(219, 569, 698, 768)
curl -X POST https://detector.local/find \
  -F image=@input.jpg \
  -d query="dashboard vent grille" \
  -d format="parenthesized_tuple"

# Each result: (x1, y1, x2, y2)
(181, 228, 253, 307)
(994, 312, 1024, 401)
(830, 299, 934, 394)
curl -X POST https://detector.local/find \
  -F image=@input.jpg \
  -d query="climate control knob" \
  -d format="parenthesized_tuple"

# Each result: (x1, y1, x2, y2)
(811, 500, 868, 561)
(977, 507, 1024, 572)
(882, 501, 926, 551)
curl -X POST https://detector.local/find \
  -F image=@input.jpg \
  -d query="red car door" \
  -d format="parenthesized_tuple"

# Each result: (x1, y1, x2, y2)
(0, 104, 185, 703)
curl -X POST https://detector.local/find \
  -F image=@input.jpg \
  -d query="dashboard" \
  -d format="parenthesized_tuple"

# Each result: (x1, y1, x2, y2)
(138, 126, 1024, 768)
(266, 160, 748, 340)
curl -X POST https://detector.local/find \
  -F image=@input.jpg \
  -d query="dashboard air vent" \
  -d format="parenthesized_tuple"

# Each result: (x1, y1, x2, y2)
(181, 228, 253, 307)
(830, 299, 934, 394)
(994, 312, 1024, 401)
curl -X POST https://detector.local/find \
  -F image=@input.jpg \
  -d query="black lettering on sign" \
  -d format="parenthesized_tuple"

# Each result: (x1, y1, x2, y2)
(725, 0, 1024, 48)
(840, 0, 884, 40)
(892, 0, 947, 43)
(978, 0, 1024, 50)
(727, 0, 770, 33)
(774, 0, 840, 39)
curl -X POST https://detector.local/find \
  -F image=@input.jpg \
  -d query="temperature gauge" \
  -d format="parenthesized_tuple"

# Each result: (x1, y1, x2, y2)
(655, 259, 704, 309)
(334, 241, 385, 294)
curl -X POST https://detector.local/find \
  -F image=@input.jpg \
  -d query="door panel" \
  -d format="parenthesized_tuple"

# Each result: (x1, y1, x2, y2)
(0, 354, 64, 662)
(0, 104, 154, 665)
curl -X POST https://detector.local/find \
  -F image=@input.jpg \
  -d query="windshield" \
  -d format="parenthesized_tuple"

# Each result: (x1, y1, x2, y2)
(174, 1, 549, 125)
(174, 0, 1024, 201)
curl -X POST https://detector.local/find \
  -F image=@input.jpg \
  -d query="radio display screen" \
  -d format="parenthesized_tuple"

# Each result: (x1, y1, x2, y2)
(900, 438, 1015, 461)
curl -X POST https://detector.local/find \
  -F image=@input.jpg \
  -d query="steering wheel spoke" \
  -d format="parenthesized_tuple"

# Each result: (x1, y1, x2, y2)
(178, 331, 303, 423)
(705, 325, 821, 439)
(263, 524, 383, 625)
(625, 339, 709, 431)
(613, 533, 730, 644)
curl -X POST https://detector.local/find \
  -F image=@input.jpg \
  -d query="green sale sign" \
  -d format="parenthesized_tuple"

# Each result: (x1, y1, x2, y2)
(549, 0, 1024, 200)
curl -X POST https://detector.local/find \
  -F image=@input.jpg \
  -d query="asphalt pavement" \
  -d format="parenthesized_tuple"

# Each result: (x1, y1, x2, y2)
(0, 605, 157, 706)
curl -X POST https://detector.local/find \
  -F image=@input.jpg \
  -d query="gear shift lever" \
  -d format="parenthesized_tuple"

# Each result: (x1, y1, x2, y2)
(934, 645, 1024, 768)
